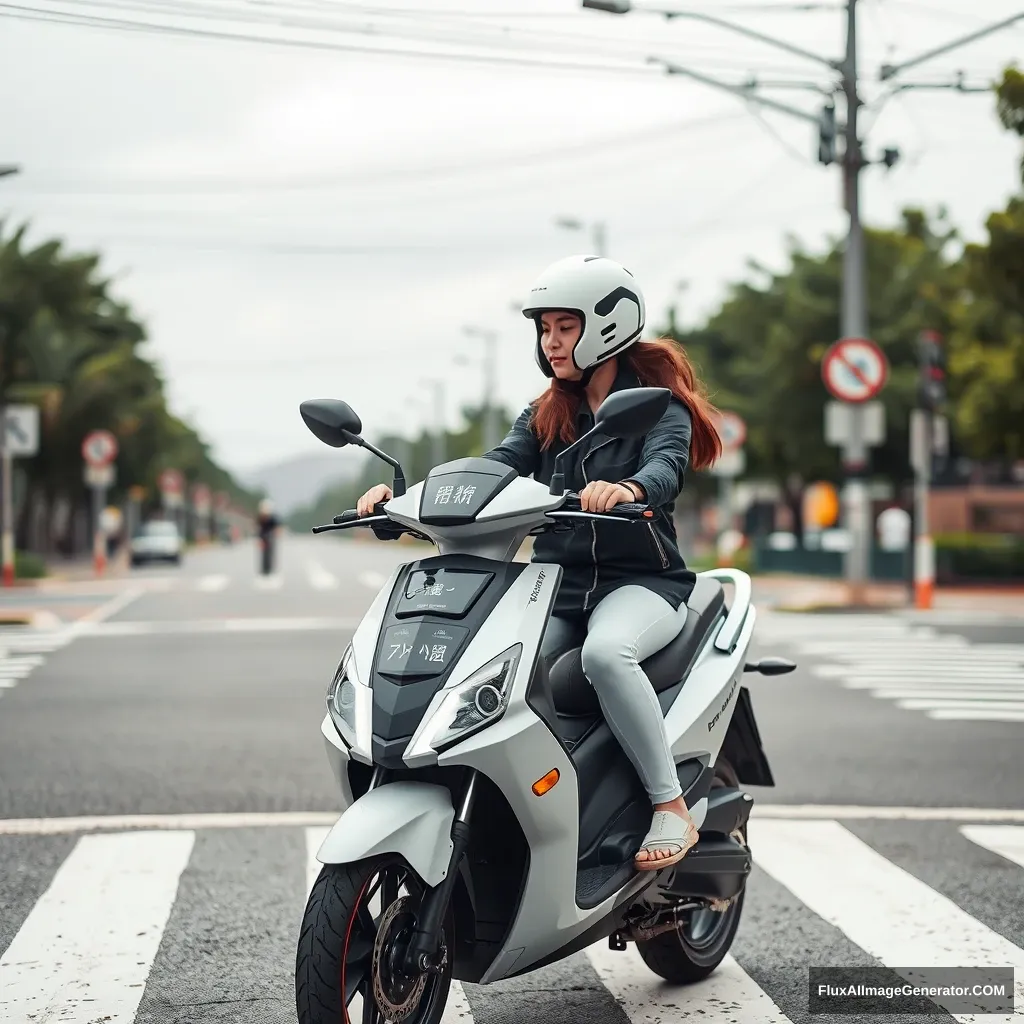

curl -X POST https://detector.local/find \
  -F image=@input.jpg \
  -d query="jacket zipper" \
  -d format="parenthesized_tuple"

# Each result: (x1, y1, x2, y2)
(580, 438, 615, 611)
(647, 522, 669, 569)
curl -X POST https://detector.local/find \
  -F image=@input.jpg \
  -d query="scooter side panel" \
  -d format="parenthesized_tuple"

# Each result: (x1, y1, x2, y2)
(663, 607, 758, 807)
(315, 781, 456, 887)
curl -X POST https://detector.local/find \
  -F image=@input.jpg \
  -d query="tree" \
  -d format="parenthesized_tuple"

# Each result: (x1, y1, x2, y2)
(0, 221, 258, 555)
(945, 66, 1024, 462)
(659, 209, 960, 533)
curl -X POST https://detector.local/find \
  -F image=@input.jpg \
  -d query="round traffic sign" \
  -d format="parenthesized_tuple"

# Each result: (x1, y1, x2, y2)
(158, 469, 184, 494)
(822, 337, 889, 403)
(82, 430, 118, 466)
(715, 411, 747, 451)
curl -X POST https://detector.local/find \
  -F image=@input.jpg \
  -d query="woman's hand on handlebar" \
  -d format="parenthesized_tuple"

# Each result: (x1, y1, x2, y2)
(356, 483, 392, 517)
(579, 480, 639, 512)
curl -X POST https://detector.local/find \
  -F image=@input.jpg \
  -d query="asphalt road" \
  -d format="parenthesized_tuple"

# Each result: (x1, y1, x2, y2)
(2, 534, 1023, 1024)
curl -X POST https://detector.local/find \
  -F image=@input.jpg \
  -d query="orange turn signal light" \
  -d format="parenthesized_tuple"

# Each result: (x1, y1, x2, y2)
(532, 768, 560, 796)
(642, 510, 653, 517)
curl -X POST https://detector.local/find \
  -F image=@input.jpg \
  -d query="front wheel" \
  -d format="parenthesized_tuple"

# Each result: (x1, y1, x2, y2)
(635, 758, 747, 985)
(296, 855, 454, 1024)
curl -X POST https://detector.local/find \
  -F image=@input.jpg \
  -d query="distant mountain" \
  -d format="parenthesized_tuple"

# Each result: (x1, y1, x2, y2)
(240, 450, 364, 515)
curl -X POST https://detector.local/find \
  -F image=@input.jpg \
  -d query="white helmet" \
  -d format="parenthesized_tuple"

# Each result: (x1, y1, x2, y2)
(522, 254, 646, 381)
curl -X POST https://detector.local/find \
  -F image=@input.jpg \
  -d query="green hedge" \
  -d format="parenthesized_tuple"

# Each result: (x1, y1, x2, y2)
(15, 551, 48, 579)
(934, 533, 1024, 583)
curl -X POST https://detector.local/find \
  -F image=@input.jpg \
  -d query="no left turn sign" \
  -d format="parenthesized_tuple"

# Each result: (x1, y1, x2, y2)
(822, 337, 889, 403)
(715, 411, 747, 451)
(82, 430, 118, 467)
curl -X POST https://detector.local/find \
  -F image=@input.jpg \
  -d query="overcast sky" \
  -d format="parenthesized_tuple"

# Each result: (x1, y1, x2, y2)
(1, 0, 1021, 479)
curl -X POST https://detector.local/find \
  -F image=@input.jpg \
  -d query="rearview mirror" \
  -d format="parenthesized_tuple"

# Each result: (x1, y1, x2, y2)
(595, 387, 671, 438)
(299, 399, 363, 448)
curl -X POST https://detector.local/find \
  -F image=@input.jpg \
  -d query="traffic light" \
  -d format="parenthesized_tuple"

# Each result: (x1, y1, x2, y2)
(917, 330, 946, 411)
(817, 103, 837, 165)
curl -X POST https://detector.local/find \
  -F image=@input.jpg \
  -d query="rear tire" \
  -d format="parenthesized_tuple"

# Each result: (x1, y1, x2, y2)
(635, 758, 747, 985)
(296, 856, 454, 1024)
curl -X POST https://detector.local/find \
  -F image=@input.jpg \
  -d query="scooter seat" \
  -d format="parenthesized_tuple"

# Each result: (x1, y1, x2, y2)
(547, 576, 727, 718)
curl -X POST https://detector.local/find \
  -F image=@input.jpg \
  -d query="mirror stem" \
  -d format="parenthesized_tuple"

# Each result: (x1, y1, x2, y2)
(341, 429, 408, 497)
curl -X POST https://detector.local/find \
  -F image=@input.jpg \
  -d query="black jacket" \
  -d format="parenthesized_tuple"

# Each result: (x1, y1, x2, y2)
(482, 362, 697, 620)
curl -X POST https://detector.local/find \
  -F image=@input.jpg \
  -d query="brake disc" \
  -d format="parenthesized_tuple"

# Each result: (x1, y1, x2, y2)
(371, 896, 429, 1022)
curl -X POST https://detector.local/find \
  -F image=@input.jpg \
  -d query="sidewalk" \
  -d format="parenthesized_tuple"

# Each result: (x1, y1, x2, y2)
(751, 573, 1024, 617)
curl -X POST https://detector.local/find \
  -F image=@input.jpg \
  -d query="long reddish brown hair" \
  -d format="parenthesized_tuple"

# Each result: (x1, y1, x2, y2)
(529, 338, 723, 471)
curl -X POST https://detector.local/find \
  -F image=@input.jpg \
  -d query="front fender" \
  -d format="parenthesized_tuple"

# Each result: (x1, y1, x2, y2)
(316, 781, 455, 887)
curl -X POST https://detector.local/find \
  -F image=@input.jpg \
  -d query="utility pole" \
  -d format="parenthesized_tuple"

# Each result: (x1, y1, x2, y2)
(0, 164, 21, 586)
(582, 0, 1018, 605)
(462, 325, 501, 451)
(422, 378, 446, 469)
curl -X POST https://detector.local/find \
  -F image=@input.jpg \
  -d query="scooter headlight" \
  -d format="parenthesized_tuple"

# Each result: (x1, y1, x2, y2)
(326, 645, 358, 746)
(427, 644, 522, 752)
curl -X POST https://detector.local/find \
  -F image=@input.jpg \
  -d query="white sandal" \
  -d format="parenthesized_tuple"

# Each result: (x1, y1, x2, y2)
(634, 810, 699, 871)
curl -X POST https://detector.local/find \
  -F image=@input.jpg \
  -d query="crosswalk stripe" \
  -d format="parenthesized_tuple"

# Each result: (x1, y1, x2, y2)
(253, 574, 283, 590)
(306, 561, 339, 590)
(897, 698, 1024, 712)
(197, 573, 229, 592)
(751, 820, 1024, 1020)
(960, 825, 1024, 871)
(928, 708, 1024, 721)
(0, 830, 194, 1022)
(586, 944, 791, 1022)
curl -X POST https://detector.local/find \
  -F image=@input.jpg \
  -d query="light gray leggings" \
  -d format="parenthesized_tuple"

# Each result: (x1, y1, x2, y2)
(541, 585, 684, 805)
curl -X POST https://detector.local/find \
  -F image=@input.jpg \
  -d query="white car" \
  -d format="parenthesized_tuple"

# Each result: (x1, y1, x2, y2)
(130, 521, 183, 566)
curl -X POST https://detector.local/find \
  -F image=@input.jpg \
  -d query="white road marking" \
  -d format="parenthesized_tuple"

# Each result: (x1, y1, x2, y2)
(253, 573, 284, 590)
(960, 825, 1024, 871)
(77, 616, 360, 637)
(0, 830, 194, 1022)
(752, 820, 1024, 1022)
(305, 825, 330, 896)
(198, 573, 230, 592)
(307, 561, 339, 590)
(68, 586, 145, 635)
(762, 615, 1024, 722)
(359, 570, 387, 590)
(6, 805, 1024, 836)
(587, 943, 791, 1022)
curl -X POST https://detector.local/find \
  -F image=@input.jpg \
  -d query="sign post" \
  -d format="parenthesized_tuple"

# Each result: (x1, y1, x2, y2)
(821, 337, 889, 604)
(192, 484, 211, 544)
(710, 411, 747, 566)
(82, 430, 118, 576)
(1, 405, 40, 587)
(159, 469, 185, 537)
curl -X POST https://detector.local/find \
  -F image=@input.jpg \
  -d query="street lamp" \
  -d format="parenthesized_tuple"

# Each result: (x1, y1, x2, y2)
(0, 165, 20, 179)
(461, 325, 500, 451)
(555, 216, 606, 256)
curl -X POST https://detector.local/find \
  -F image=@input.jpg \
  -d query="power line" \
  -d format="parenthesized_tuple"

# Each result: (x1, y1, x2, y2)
(10, 110, 748, 194)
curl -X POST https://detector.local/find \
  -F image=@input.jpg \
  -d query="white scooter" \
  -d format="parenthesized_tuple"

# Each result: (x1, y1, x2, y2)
(295, 386, 794, 1024)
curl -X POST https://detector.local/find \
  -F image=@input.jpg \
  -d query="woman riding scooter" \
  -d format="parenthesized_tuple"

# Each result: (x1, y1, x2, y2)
(356, 254, 723, 870)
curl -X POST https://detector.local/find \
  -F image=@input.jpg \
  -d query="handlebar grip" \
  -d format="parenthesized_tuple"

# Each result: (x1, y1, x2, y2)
(333, 502, 389, 525)
(561, 493, 650, 518)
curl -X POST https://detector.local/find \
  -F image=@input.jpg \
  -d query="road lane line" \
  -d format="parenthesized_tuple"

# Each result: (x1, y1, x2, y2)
(253, 573, 284, 590)
(305, 826, 331, 896)
(359, 570, 387, 590)
(0, 830, 194, 1022)
(751, 820, 1024, 1021)
(960, 825, 1024, 870)
(6, 806, 1024, 835)
(76, 616, 361, 637)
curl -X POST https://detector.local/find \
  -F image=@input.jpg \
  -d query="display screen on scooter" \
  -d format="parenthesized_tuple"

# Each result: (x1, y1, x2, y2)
(395, 568, 493, 619)
(377, 622, 471, 679)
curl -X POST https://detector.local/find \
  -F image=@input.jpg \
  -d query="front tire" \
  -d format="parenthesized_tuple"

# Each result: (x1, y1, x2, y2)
(296, 855, 454, 1024)
(635, 758, 747, 985)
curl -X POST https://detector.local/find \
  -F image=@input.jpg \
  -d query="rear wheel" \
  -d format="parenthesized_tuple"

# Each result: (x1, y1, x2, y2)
(635, 759, 747, 984)
(296, 856, 454, 1024)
